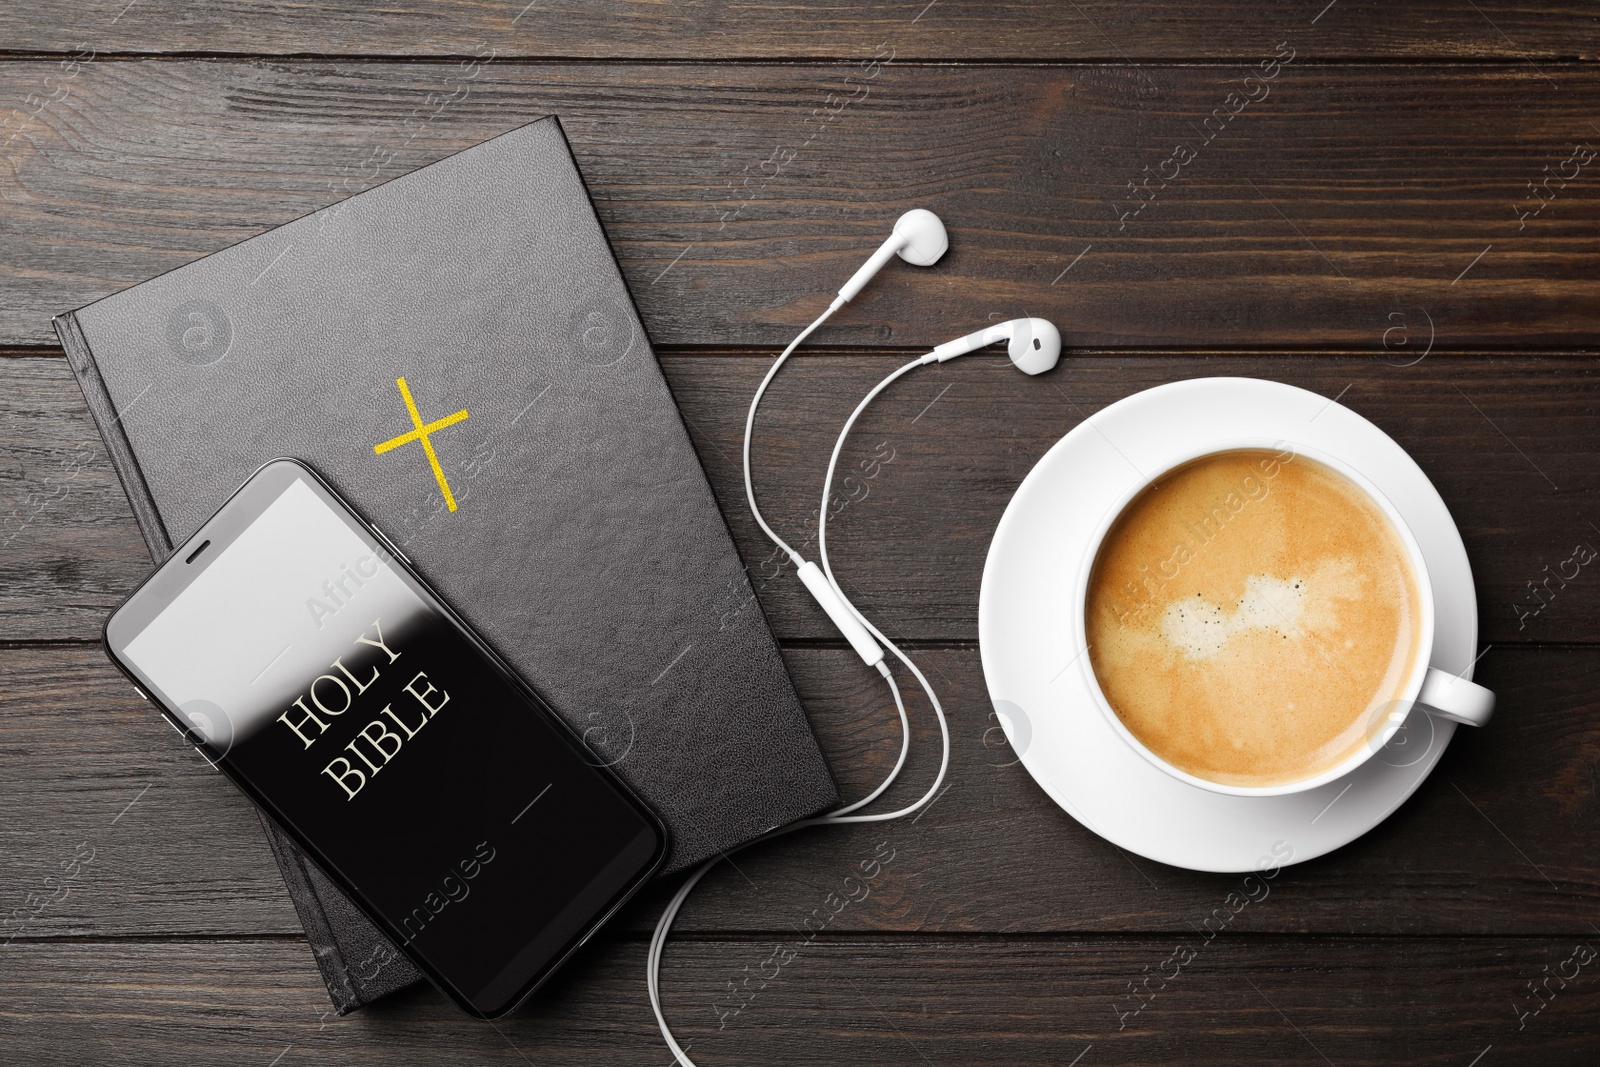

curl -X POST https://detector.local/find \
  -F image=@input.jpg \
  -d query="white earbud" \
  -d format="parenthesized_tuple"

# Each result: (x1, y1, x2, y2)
(834, 209, 949, 305)
(927, 317, 1062, 375)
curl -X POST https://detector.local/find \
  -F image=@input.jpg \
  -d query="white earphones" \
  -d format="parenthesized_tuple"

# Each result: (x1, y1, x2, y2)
(650, 211, 1063, 1067)
(831, 211, 1061, 373)
(834, 208, 950, 304)
(929, 316, 1062, 375)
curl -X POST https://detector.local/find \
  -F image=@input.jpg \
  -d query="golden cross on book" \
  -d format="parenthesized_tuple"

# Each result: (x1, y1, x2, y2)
(373, 377, 470, 512)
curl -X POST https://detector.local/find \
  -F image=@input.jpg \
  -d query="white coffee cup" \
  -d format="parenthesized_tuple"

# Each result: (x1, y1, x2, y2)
(1072, 437, 1494, 798)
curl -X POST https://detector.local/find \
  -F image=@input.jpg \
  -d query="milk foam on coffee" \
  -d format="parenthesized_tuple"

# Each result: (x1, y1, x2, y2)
(1085, 448, 1422, 788)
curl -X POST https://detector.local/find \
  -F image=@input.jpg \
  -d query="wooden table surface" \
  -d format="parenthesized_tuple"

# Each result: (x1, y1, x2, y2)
(4, 3, 1600, 1064)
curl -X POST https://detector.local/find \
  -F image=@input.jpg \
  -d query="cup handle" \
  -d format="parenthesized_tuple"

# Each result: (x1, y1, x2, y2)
(1417, 667, 1495, 726)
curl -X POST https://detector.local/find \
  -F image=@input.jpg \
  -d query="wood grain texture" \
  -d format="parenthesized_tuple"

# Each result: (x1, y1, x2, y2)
(2, 935, 1597, 1066)
(4, 61, 1600, 347)
(0, 354, 151, 639)
(3, 644, 1594, 941)
(4, 352, 1597, 645)
(3, 4, 1598, 1057)
(3, 1, 1596, 60)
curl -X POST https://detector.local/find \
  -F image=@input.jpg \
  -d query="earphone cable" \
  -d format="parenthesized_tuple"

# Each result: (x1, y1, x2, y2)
(652, 326, 951, 1066)
(647, 662, 917, 1067)
(814, 353, 950, 824)
(742, 296, 846, 566)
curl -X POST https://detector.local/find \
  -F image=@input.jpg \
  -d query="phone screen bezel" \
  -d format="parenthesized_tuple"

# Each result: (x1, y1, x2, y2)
(102, 457, 668, 1018)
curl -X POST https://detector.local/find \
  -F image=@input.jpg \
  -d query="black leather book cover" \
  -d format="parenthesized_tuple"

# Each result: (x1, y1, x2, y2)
(54, 116, 839, 1012)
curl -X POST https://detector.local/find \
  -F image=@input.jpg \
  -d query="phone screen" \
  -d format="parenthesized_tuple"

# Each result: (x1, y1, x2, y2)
(110, 468, 663, 1016)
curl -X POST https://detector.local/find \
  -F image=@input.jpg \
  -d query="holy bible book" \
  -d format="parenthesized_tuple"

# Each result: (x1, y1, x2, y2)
(53, 116, 838, 1012)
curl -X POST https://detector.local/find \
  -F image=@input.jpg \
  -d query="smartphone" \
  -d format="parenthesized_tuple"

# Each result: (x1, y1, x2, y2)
(103, 459, 667, 1018)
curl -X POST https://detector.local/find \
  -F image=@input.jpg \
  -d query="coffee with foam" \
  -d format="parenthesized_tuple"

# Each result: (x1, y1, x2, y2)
(1084, 448, 1423, 788)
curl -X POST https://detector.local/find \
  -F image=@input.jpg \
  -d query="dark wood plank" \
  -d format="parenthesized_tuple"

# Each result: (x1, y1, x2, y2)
(4, 61, 1600, 347)
(3, 1, 1594, 61)
(0, 355, 151, 639)
(3, 643, 1595, 940)
(5, 352, 1599, 645)
(2, 934, 1597, 1065)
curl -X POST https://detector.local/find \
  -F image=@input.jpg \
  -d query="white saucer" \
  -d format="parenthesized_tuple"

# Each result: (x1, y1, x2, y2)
(978, 377, 1479, 873)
